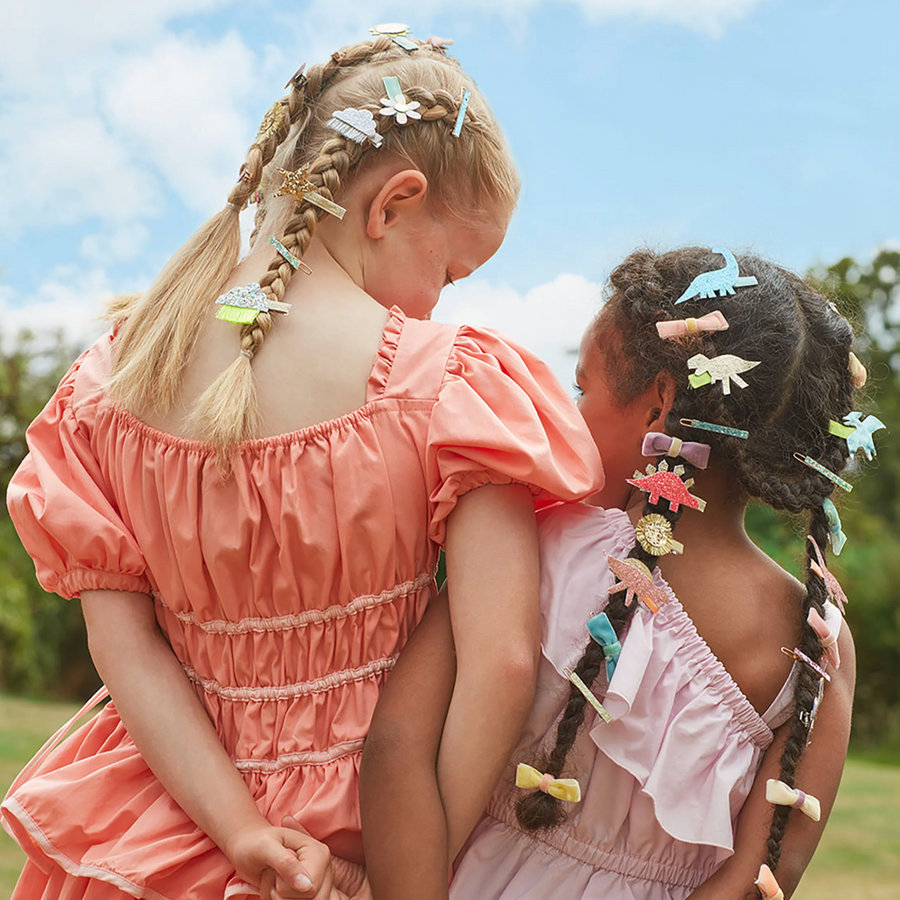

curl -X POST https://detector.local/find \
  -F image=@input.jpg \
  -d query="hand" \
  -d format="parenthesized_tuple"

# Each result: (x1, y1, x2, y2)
(224, 818, 333, 900)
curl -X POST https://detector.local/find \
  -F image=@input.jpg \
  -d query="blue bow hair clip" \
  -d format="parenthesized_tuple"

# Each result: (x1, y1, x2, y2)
(586, 612, 621, 682)
(674, 248, 758, 305)
(822, 497, 846, 556)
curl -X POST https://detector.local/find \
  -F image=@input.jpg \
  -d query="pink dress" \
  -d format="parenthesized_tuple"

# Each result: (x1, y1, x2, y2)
(451, 503, 801, 900)
(2, 307, 603, 900)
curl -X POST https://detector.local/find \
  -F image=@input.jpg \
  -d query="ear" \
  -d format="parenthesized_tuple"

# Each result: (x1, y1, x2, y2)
(645, 370, 677, 431)
(365, 169, 429, 239)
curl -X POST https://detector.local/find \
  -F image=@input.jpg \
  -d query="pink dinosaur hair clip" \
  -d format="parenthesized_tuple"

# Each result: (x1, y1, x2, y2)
(607, 556, 670, 614)
(807, 535, 848, 613)
(628, 460, 706, 513)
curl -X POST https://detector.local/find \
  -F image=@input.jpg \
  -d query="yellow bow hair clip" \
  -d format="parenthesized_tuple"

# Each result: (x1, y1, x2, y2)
(765, 779, 821, 821)
(515, 763, 581, 803)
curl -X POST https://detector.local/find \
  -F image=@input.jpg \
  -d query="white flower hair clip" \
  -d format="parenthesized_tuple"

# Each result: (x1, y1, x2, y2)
(380, 76, 421, 125)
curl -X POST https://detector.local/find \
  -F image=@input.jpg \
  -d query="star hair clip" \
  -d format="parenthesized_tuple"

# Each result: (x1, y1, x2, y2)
(380, 76, 422, 125)
(274, 165, 346, 220)
(674, 248, 758, 304)
(688, 353, 760, 395)
(606, 556, 670, 615)
(628, 459, 707, 513)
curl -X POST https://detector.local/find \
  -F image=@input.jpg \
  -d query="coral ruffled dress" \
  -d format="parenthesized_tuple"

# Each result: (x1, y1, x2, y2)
(451, 504, 803, 900)
(2, 307, 603, 900)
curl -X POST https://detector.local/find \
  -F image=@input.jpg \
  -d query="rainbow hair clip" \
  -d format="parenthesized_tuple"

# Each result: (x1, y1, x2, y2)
(515, 763, 581, 802)
(674, 248, 758, 304)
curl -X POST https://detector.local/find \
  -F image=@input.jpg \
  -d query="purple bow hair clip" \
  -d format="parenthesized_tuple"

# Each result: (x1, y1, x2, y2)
(642, 432, 711, 469)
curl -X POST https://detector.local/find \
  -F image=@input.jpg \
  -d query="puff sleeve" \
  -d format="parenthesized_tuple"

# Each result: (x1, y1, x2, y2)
(7, 345, 151, 600)
(426, 325, 603, 545)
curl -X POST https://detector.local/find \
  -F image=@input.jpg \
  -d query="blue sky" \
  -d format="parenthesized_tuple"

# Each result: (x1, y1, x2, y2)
(0, 0, 897, 384)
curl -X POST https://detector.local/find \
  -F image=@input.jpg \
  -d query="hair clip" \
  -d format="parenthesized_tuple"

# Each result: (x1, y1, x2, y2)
(285, 64, 307, 91)
(674, 248, 758, 304)
(755, 864, 785, 900)
(807, 535, 848, 614)
(380, 76, 422, 124)
(254, 102, 285, 145)
(586, 612, 622, 680)
(607, 556, 669, 615)
(656, 310, 729, 339)
(822, 498, 846, 555)
(370, 22, 419, 51)
(269, 236, 313, 275)
(781, 646, 831, 682)
(808, 607, 841, 668)
(275, 165, 346, 220)
(453, 88, 471, 138)
(327, 108, 384, 148)
(642, 432, 711, 469)
(833, 412, 886, 461)
(800, 677, 825, 742)
(793, 453, 852, 492)
(848, 351, 867, 388)
(215, 283, 291, 325)
(679, 418, 749, 440)
(765, 779, 822, 821)
(564, 667, 612, 723)
(628, 460, 706, 512)
(425, 35, 454, 49)
(634, 513, 684, 557)
(688, 353, 760, 395)
(515, 763, 581, 802)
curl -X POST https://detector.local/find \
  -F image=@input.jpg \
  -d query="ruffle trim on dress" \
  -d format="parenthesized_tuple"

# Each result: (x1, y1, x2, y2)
(367, 306, 404, 398)
(182, 655, 397, 702)
(154, 571, 434, 635)
(233, 739, 365, 774)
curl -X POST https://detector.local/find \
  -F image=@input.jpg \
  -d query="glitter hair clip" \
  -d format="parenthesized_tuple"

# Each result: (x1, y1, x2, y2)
(586, 612, 622, 679)
(766, 779, 822, 821)
(808, 606, 841, 668)
(370, 22, 419, 51)
(285, 64, 307, 91)
(642, 432, 711, 469)
(688, 353, 760, 395)
(674, 248, 758, 304)
(215, 283, 291, 325)
(822, 498, 847, 555)
(380, 76, 422, 124)
(781, 646, 831, 682)
(634, 513, 684, 557)
(254, 102, 285, 145)
(655, 310, 729, 339)
(829, 412, 886, 461)
(275, 165, 346, 220)
(628, 460, 706, 512)
(269, 236, 312, 276)
(607, 556, 669, 615)
(453, 88, 471, 138)
(793, 453, 852, 492)
(755, 864, 785, 900)
(679, 418, 749, 440)
(807, 535, 848, 614)
(515, 763, 581, 803)
(848, 351, 867, 388)
(327, 108, 384, 147)
(564, 667, 612, 723)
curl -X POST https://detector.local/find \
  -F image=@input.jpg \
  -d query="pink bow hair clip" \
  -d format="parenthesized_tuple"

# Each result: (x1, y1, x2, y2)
(642, 432, 711, 469)
(807, 535, 848, 613)
(808, 605, 841, 669)
(655, 310, 729, 339)
(755, 864, 785, 900)
(425, 35, 454, 49)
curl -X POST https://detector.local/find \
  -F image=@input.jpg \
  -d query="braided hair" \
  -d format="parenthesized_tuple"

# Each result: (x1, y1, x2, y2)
(108, 36, 518, 449)
(516, 248, 855, 887)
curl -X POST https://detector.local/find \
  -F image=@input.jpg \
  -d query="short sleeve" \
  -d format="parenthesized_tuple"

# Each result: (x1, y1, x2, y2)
(426, 326, 603, 545)
(7, 346, 151, 600)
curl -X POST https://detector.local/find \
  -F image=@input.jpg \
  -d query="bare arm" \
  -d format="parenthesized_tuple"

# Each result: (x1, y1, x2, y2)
(688, 623, 856, 899)
(360, 483, 541, 899)
(81, 590, 332, 900)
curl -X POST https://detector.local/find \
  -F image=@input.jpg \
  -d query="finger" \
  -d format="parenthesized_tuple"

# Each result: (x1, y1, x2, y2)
(262, 843, 315, 897)
(260, 868, 277, 900)
(282, 828, 332, 890)
(276, 861, 333, 900)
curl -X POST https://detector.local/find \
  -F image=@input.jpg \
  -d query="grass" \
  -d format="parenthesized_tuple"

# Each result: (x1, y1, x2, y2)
(1, 695, 898, 897)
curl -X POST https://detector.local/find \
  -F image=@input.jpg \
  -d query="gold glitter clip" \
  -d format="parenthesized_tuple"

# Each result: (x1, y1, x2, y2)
(255, 102, 285, 145)
(275, 165, 346, 220)
(564, 668, 612, 723)
(634, 513, 684, 557)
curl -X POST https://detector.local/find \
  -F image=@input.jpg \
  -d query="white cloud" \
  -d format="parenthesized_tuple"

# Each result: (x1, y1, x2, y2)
(434, 273, 604, 389)
(79, 225, 152, 266)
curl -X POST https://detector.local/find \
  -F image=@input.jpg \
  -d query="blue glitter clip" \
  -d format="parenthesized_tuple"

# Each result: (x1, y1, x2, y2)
(794, 453, 852, 492)
(453, 88, 471, 138)
(674, 248, 758, 304)
(680, 418, 749, 440)
(822, 498, 847, 556)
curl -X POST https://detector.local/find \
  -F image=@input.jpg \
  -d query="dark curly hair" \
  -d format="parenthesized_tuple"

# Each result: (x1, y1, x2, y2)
(514, 248, 855, 887)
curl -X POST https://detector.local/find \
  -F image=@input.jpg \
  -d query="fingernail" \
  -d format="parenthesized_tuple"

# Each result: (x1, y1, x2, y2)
(294, 874, 313, 892)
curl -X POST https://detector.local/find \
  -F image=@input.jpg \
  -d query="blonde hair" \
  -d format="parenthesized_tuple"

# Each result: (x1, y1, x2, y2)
(108, 37, 519, 452)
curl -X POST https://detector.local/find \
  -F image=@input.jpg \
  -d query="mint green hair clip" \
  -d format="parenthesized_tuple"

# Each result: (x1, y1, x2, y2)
(822, 498, 847, 555)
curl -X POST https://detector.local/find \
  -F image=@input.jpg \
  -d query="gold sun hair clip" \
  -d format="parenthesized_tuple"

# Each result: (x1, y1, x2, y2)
(634, 513, 684, 557)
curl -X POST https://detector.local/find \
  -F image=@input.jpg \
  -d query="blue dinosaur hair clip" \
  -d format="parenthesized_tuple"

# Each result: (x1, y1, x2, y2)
(675, 248, 759, 305)
(829, 411, 886, 461)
